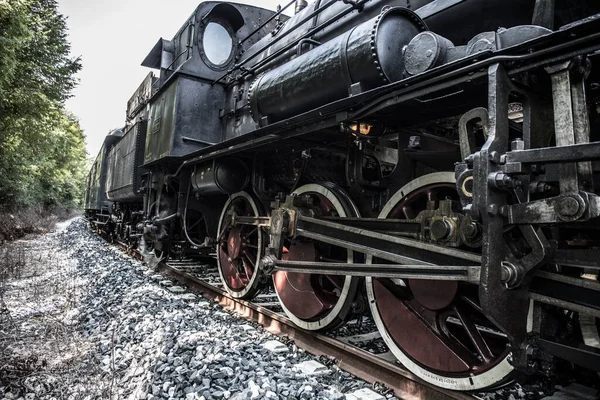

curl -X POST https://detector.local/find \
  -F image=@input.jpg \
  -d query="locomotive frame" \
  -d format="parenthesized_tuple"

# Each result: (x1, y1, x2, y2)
(85, 0, 600, 393)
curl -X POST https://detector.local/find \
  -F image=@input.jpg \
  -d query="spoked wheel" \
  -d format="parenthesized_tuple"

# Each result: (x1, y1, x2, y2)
(274, 183, 360, 331)
(217, 192, 264, 299)
(182, 206, 210, 249)
(366, 172, 513, 391)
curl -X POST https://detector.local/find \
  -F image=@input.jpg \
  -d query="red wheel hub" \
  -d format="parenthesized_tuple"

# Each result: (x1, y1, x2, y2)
(275, 241, 339, 320)
(218, 223, 258, 291)
(227, 226, 243, 260)
(409, 279, 458, 311)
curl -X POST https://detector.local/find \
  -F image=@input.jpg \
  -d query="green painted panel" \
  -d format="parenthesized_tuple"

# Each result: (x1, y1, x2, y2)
(85, 144, 105, 210)
(145, 79, 178, 163)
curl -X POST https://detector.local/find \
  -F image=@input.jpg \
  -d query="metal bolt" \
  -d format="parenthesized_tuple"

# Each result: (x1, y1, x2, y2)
(525, 344, 536, 356)
(500, 264, 510, 282)
(430, 219, 452, 241)
(464, 222, 478, 238)
(487, 204, 498, 216)
(499, 205, 508, 217)
(490, 172, 512, 189)
(489, 151, 500, 164)
(557, 196, 580, 217)
(501, 261, 519, 288)
(511, 138, 525, 151)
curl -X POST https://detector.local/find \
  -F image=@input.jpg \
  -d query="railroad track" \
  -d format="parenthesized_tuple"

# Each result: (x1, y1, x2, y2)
(158, 258, 471, 400)
(111, 241, 592, 400)
(112, 241, 484, 400)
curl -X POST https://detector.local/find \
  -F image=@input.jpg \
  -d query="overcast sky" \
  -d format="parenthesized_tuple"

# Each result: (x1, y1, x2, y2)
(58, 0, 294, 157)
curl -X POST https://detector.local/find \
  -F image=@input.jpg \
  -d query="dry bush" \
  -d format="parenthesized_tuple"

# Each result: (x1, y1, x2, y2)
(0, 207, 81, 244)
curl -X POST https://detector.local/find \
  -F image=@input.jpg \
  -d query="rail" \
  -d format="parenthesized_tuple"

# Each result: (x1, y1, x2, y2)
(114, 240, 469, 400)
(156, 260, 471, 400)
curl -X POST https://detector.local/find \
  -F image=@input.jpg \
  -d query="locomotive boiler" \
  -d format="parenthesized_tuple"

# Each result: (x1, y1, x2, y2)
(85, 0, 600, 392)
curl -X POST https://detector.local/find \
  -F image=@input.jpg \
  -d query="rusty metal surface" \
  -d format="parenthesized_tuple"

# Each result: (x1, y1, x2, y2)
(155, 261, 471, 400)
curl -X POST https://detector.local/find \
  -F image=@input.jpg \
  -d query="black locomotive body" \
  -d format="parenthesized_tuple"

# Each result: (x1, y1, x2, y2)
(85, 0, 600, 392)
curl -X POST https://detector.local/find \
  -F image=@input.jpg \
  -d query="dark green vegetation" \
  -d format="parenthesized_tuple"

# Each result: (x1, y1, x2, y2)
(0, 0, 85, 211)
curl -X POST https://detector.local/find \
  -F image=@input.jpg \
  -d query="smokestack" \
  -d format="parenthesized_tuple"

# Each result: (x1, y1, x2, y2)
(295, 0, 308, 14)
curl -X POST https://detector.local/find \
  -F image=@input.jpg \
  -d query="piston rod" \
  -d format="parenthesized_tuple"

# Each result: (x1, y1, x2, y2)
(270, 259, 481, 282)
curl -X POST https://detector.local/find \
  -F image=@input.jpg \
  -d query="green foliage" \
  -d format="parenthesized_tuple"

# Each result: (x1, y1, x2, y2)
(0, 0, 85, 210)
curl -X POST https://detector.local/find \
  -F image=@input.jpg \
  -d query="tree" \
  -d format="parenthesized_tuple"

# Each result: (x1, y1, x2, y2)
(0, 0, 85, 209)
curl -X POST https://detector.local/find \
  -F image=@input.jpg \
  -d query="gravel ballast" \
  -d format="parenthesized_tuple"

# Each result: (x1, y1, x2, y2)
(0, 218, 394, 400)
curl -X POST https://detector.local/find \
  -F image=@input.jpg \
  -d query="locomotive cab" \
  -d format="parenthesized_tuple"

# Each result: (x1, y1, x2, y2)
(140, 2, 284, 165)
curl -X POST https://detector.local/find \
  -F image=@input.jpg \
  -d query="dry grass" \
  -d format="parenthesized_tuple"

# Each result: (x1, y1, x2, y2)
(0, 228, 109, 398)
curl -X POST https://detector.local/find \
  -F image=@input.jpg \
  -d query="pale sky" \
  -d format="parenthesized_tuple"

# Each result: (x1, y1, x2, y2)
(58, 0, 294, 157)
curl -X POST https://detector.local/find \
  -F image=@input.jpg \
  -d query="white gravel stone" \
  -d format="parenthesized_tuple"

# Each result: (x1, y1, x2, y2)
(239, 324, 255, 332)
(168, 285, 186, 293)
(0, 218, 397, 400)
(345, 388, 385, 400)
(262, 340, 289, 354)
(159, 280, 173, 286)
(294, 360, 330, 376)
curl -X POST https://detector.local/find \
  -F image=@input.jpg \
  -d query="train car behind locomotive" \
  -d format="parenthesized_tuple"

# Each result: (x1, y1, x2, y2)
(83, 128, 122, 225)
(86, 0, 600, 394)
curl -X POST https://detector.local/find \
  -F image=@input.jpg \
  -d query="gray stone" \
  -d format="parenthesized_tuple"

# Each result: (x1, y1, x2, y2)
(169, 286, 186, 293)
(248, 380, 261, 400)
(184, 386, 196, 394)
(344, 388, 385, 400)
(264, 391, 277, 399)
(262, 340, 288, 354)
(294, 360, 329, 376)
(239, 325, 255, 332)
(172, 357, 183, 366)
(152, 385, 161, 395)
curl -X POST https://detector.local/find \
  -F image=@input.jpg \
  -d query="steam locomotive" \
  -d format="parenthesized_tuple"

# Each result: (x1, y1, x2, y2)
(84, 0, 600, 392)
